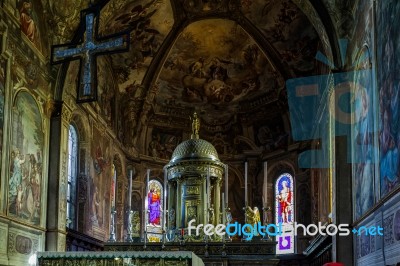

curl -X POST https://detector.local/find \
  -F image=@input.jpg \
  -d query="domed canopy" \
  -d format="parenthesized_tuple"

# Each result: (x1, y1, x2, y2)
(170, 138, 220, 163)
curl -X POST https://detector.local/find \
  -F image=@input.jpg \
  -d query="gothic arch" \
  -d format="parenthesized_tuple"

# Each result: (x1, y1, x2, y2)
(70, 111, 90, 144)
(267, 161, 296, 182)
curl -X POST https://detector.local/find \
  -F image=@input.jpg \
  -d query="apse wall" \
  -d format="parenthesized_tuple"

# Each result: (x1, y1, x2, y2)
(349, 0, 400, 265)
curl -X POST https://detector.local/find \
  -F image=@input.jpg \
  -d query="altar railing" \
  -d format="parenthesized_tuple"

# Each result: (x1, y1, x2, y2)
(36, 251, 204, 266)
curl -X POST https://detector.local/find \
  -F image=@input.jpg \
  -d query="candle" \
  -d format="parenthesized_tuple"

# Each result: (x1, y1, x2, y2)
(112, 164, 116, 209)
(225, 164, 228, 205)
(245, 161, 248, 206)
(163, 168, 167, 230)
(222, 192, 226, 224)
(146, 169, 150, 225)
(128, 169, 132, 209)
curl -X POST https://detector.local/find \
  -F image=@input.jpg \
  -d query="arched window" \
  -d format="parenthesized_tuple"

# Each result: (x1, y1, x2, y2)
(146, 179, 163, 241)
(275, 173, 294, 254)
(67, 125, 78, 229)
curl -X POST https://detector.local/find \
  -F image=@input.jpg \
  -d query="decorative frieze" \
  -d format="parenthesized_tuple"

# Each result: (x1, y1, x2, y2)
(186, 186, 200, 195)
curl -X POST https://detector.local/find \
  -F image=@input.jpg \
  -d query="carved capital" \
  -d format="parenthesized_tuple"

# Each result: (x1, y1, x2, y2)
(61, 106, 72, 123)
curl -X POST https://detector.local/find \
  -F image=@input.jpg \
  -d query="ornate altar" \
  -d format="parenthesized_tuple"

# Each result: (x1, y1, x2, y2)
(165, 112, 225, 234)
(104, 112, 278, 265)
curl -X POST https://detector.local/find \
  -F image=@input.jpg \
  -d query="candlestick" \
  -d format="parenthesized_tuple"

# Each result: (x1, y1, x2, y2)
(245, 162, 248, 206)
(108, 208, 116, 242)
(225, 164, 228, 205)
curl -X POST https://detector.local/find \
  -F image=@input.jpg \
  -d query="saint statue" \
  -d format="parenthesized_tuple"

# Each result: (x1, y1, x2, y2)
(190, 111, 200, 139)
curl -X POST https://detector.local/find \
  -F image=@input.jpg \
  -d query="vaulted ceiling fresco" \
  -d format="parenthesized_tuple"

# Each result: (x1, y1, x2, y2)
(156, 19, 283, 125)
(99, 0, 174, 87)
(242, 0, 320, 75)
(44, 0, 338, 156)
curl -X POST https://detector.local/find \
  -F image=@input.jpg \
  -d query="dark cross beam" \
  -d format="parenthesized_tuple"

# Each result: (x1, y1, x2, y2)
(51, 9, 129, 103)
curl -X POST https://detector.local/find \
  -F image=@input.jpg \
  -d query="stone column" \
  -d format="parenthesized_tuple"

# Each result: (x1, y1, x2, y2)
(202, 175, 207, 225)
(214, 178, 221, 225)
(333, 136, 353, 265)
(46, 102, 72, 251)
(176, 178, 183, 229)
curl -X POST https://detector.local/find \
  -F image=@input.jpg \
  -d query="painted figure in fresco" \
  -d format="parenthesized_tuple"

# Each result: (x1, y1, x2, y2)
(122, 83, 139, 147)
(9, 149, 25, 198)
(277, 180, 291, 223)
(148, 188, 161, 226)
(19, 1, 41, 50)
(93, 146, 108, 175)
(380, 109, 399, 191)
(91, 186, 101, 227)
(149, 134, 164, 158)
(189, 57, 206, 78)
(16, 185, 23, 216)
(30, 175, 41, 220)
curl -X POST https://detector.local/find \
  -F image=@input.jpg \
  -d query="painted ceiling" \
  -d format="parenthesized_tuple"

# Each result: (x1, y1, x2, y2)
(98, 0, 174, 87)
(44, 0, 337, 155)
(157, 19, 281, 125)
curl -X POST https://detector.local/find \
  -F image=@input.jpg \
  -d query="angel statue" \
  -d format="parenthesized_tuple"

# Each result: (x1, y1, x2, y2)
(245, 206, 261, 225)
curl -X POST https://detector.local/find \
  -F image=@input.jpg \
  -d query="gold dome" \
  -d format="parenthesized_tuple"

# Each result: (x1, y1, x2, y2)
(170, 138, 220, 162)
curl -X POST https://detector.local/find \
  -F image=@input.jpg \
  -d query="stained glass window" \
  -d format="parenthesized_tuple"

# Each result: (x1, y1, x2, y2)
(275, 173, 295, 254)
(67, 125, 78, 229)
(146, 179, 164, 241)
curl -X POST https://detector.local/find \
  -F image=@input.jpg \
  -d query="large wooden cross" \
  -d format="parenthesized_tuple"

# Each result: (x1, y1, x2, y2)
(51, 8, 130, 103)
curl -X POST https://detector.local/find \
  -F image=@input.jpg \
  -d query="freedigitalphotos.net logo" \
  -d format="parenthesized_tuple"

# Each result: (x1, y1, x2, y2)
(187, 219, 383, 240)
(286, 39, 377, 168)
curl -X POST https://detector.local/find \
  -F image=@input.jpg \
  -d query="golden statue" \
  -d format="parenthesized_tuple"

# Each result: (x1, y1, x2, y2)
(190, 111, 200, 139)
(245, 206, 261, 237)
(245, 206, 261, 225)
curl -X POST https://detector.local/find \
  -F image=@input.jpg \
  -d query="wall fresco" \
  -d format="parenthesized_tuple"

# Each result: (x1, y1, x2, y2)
(8, 91, 43, 225)
(377, 0, 400, 197)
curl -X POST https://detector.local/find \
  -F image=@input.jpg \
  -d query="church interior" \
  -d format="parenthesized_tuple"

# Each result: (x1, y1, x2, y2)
(0, 0, 399, 265)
